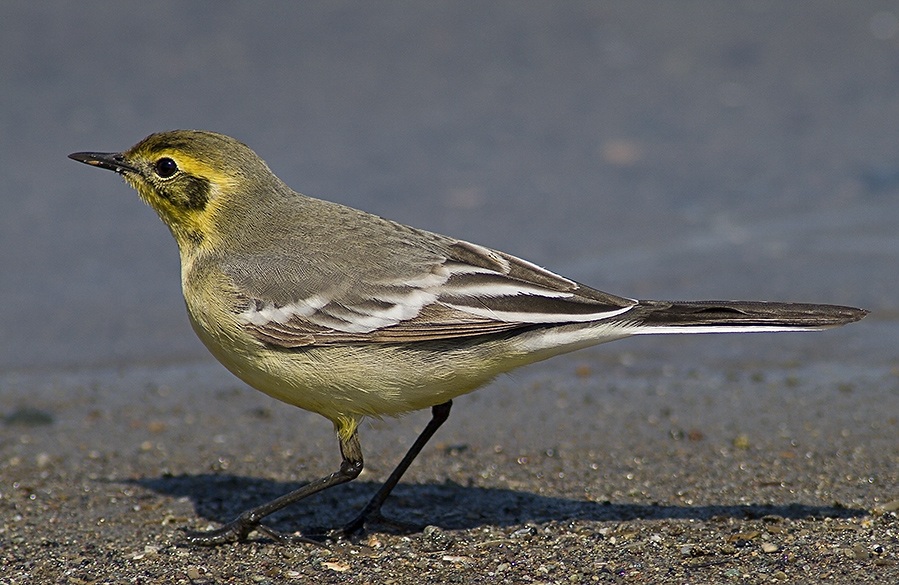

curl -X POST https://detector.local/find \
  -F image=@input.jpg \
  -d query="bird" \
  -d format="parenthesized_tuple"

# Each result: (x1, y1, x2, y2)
(69, 130, 867, 545)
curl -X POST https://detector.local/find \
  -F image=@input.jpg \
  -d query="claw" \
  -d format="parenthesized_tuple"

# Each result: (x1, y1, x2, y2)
(182, 521, 327, 547)
(255, 525, 330, 547)
(329, 510, 420, 540)
(182, 518, 256, 546)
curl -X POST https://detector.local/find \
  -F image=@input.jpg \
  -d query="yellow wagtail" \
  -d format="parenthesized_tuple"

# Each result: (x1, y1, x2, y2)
(69, 130, 867, 545)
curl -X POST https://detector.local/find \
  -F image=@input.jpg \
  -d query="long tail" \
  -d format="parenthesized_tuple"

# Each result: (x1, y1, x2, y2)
(623, 300, 868, 334)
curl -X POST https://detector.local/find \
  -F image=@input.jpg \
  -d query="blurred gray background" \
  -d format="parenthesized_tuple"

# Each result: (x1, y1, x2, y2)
(1, 1, 896, 374)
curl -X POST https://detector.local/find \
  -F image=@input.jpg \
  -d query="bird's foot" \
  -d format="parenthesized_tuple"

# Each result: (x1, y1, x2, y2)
(183, 519, 324, 547)
(182, 517, 256, 546)
(328, 510, 420, 540)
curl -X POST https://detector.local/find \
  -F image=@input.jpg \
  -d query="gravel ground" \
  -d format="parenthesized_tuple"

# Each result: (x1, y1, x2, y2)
(3, 344, 897, 584)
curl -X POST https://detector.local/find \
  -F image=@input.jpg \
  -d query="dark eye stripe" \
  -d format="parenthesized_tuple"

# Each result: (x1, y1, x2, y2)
(181, 175, 211, 210)
(156, 175, 210, 211)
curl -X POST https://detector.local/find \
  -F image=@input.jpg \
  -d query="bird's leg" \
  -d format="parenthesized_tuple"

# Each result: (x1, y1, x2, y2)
(333, 400, 453, 538)
(183, 430, 364, 546)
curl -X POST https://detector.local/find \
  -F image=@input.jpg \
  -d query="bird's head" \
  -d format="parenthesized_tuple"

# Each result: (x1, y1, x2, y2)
(69, 130, 277, 251)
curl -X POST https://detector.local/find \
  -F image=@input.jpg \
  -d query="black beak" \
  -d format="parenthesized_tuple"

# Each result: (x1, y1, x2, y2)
(68, 151, 140, 174)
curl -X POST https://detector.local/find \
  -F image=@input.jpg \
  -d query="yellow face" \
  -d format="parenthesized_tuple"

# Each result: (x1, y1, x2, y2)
(71, 130, 249, 251)
(125, 133, 247, 250)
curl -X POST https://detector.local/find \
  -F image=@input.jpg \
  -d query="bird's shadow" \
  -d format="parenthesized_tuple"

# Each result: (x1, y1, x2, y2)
(128, 473, 867, 537)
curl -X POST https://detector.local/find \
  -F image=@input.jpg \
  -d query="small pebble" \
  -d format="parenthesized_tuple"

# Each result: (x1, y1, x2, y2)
(761, 542, 779, 553)
(421, 525, 455, 551)
(511, 526, 537, 538)
(733, 434, 751, 449)
(36, 452, 52, 468)
(3, 408, 54, 426)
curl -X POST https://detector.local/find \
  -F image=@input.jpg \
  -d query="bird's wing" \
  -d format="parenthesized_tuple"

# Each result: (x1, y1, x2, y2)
(225, 238, 636, 348)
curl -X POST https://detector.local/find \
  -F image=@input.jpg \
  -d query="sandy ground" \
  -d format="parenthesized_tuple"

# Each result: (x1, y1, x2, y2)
(2, 2, 898, 583)
(3, 338, 897, 583)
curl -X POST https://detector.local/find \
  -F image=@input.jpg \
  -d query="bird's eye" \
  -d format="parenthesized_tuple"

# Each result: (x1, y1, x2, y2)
(154, 157, 178, 179)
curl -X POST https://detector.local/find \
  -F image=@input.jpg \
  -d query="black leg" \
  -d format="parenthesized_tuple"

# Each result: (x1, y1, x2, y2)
(184, 430, 364, 546)
(335, 400, 452, 537)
